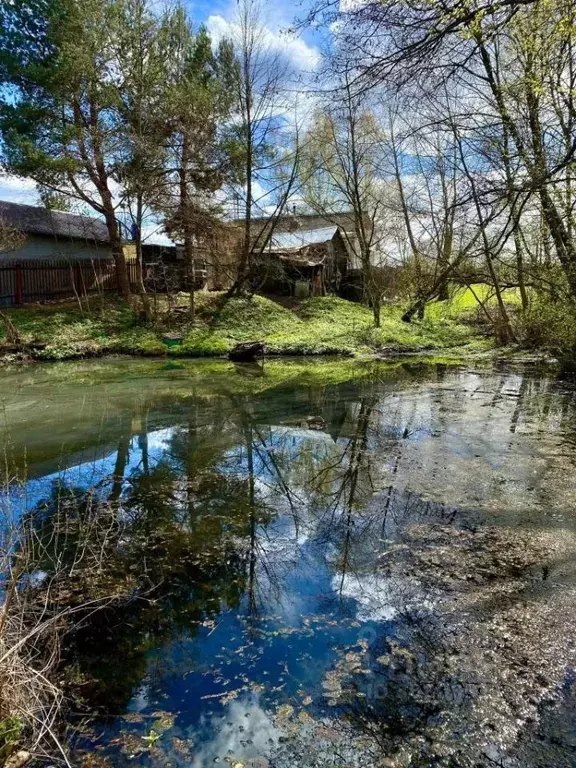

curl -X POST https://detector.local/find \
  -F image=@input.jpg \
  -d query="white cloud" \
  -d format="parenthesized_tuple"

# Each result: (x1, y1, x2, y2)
(189, 695, 281, 768)
(333, 572, 397, 621)
(206, 13, 320, 72)
(0, 174, 39, 206)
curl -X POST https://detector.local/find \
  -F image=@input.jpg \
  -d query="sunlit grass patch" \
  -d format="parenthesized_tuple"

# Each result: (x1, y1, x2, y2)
(0, 290, 485, 361)
(427, 283, 523, 322)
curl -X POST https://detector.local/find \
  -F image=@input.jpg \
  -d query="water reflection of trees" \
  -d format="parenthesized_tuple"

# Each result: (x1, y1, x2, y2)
(13, 364, 576, 766)
(20, 376, 398, 714)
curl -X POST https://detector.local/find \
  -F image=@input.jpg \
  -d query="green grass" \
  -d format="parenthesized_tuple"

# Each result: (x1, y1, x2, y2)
(0, 286, 506, 362)
(426, 283, 523, 320)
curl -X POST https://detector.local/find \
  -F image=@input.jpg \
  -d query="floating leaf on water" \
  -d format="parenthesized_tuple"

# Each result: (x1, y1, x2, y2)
(121, 712, 145, 723)
(273, 703, 294, 724)
(219, 688, 241, 705)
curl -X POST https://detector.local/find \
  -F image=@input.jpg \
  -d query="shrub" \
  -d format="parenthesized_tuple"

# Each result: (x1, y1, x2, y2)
(516, 296, 576, 354)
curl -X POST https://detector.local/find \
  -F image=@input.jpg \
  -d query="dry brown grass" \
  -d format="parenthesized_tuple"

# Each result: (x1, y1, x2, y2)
(0, 440, 128, 766)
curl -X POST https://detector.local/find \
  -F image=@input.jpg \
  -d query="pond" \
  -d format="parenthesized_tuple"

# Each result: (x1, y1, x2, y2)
(2, 356, 576, 767)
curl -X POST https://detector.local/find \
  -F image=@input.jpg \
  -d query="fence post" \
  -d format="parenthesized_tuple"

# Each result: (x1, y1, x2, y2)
(15, 265, 23, 306)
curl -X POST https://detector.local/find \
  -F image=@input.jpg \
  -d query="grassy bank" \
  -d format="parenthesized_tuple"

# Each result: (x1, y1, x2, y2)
(0, 288, 508, 362)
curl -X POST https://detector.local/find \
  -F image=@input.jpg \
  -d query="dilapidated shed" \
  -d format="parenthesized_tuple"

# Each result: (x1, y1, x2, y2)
(262, 225, 351, 296)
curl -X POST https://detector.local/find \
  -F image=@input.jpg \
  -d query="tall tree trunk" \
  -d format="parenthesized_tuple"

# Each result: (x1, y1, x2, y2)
(179, 134, 195, 318)
(541, 213, 557, 300)
(485, 249, 516, 344)
(227, 49, 253, 298)
(501, 125, 529, 311)
(514, 227, 529, 311)
(477, 34, 576, 299)
(390, 118, 425, 315)
(104, 210, 132, 300)
(436, 148, 456, 303)
(88, 104, 132, 300)
(363, 253, 381, 328)
(372, 297, 381, 329)
(525, 63, 576, 296)
(437, 218, 453, 301)
(184, 231, 196, 318)
(134, 193, 152, 320)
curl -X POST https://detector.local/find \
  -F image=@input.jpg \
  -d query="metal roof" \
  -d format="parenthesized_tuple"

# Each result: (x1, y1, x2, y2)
(0, 200, 110, 243)
(269, 226, 338, 252)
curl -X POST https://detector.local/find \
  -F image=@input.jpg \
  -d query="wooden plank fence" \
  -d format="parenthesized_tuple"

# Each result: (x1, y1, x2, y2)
(0, 259, 140, 307)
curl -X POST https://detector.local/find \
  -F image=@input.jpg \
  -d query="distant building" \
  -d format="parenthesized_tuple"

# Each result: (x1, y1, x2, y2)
(241, 211, 383, 298)
(0, 199, 113, 261)
(0, 201, 147, 305)
(264, 225, 350, 296)
(0, 200, 188, 304)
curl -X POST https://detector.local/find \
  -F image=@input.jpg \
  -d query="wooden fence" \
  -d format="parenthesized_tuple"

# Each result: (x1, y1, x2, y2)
(0, 259, 141, 307)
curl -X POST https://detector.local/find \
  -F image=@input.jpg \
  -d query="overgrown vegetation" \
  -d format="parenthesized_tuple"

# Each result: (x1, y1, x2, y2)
(0, 289, 500, 361)
(0, 464, 132, 763)
(2, 0, 576, 760)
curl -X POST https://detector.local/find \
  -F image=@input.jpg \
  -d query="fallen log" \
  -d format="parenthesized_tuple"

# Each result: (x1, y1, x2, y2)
(0, 342, 47, 353)
(228, 341, 265, 362)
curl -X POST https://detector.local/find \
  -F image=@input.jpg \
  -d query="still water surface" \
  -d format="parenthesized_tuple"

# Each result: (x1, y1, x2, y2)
(2, 357, 576, 767)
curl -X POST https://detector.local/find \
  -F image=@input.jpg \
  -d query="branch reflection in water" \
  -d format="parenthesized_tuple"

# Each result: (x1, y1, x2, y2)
(1, 357, 576, 767)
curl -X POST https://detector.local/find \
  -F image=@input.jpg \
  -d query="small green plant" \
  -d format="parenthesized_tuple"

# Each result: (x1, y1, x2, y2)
(0, 716, 22, 761)
(142, 729, 160, 747)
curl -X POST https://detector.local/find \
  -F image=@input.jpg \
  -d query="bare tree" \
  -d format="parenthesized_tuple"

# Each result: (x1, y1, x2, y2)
(225, 0, 302, 296)
(320, 0, 576, 306)
(301, 74, 391, 326)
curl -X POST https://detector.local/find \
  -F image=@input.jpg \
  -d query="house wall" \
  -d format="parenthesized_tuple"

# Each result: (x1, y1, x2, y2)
(4, 234, 112, 262)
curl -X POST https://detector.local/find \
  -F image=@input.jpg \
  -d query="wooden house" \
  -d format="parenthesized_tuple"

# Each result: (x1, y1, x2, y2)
(244, 212, 364, 297)
(0, 200, 113, 262)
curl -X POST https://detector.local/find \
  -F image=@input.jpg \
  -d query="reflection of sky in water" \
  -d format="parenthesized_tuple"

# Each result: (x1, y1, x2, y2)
(7, 363, 576, 766)
(2, 427, 177, 520)
(6, 415, 397, 765)
(188, 696, 282, 768)
(48, 421, 396, 765)
(120, 430, 390, 758)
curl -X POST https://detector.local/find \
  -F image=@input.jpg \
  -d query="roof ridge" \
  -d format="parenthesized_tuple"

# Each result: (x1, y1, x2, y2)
(0, 199, 109, 243)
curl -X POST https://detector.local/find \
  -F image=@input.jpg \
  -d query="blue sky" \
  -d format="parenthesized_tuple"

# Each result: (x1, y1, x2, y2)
(191, 0, 319, 58)
(193, 0, 322, 68)
(0, 0, 323, 236)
